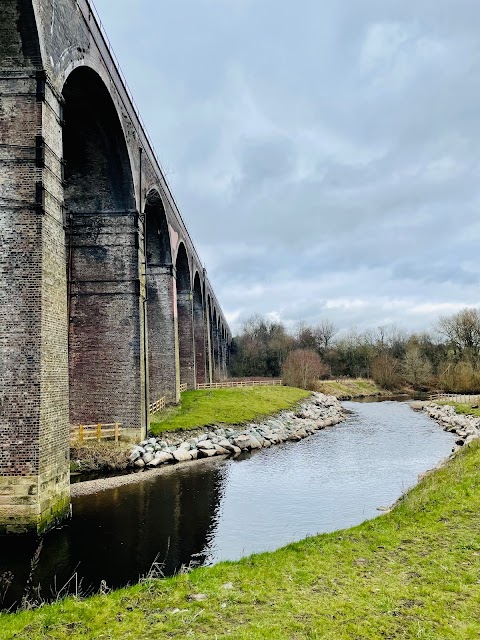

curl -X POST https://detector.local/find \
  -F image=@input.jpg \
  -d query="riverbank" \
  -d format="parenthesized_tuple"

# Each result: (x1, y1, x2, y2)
(150, 386, 310, 434)
(70, 387, 310, 477)
(412, 400, 480, 449)
(130, 392, 345, 472)
(316, 378, 391, 400)
(74, 393, 345, 495)
(2, 434, 479, 638)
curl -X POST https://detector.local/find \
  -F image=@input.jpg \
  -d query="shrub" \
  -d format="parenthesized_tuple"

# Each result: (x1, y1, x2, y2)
(282, 349, 328, 390)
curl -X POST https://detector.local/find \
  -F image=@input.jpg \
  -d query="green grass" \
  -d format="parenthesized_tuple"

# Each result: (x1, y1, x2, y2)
(149, 387, 310, 435)
(316, 378, 389, 398)
(3, 440, 480, 639)
(447, 402, 480, 418)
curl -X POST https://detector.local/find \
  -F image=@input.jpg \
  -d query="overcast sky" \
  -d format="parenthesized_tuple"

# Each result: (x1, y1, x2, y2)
(94, 0, 480, 336)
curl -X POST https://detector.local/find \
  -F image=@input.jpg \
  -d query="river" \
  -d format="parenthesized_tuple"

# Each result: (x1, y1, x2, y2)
(0, 399, 454, 609)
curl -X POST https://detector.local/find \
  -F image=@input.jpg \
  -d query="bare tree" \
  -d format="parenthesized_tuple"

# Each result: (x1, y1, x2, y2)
(314, 320, 338, 352)
(282, 349, 328, 390)
(371, 353, 401, 390)
(402, 347, 432, 387)
(436, 308, 480, 360)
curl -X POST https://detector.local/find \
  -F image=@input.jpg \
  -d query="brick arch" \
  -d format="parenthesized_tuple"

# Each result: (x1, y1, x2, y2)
(212, 307, 220, 381)
(63, 66, 135, 214)
(193, 272, 207, 385)
(175, 242, 195, 388)
(145, 189, 177, 401)
(64, 65, 139, 428)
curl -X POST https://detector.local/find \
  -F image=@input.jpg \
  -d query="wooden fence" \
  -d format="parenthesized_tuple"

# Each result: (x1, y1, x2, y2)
(196, 379, 283, 390)
(149, 397, 166, 414)
(179, 383, 188, 393)
(431, 393, 480, 405)
(70, 422, 121, 444)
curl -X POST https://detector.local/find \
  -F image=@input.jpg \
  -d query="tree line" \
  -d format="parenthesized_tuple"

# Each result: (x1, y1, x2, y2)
(229, 309, 480, 392)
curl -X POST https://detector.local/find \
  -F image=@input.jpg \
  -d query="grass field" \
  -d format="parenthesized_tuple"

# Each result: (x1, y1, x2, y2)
(316, 378, 388, 398)
(149, 386, 311, 435)
(2, 438, 480, 638)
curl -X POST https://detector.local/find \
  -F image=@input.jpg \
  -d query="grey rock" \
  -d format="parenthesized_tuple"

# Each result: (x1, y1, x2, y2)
(154, 452, 174, 464)
(129, 451, 141, 463)
(214, 444, 230, 455)
(198, 448, 217, 458)
(197, 440, 216, 450)
(173, 449, 192, 462)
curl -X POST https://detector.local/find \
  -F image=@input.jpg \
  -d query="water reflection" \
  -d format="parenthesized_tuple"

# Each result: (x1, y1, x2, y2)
(0, 464, 226, 609)
(0, 400, 454, 610)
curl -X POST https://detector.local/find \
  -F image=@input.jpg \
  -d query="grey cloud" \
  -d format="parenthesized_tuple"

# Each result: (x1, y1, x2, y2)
(95, 0, 480, 334)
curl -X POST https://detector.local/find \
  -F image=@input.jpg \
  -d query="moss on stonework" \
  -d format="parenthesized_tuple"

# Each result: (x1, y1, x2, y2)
(0, 496, 70, 536)
(37, 497, 71, 535)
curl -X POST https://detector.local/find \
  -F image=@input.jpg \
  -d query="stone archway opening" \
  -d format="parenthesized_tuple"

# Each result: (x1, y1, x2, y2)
(175, 244, 195, 389)
(144, 191, 176, 402)
(63, 66, 139, 429)
(193, 273, 206, 385)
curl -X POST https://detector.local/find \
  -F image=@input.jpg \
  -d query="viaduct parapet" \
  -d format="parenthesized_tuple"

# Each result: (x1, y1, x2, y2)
(0, 0, 231, 534)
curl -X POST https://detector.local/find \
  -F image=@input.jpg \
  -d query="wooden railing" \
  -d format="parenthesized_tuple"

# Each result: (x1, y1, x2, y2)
(197, 379, 283, 390)
(70, 422, 121, 444)
(431, 393, 480, 405)
(149, 397, 166, 414)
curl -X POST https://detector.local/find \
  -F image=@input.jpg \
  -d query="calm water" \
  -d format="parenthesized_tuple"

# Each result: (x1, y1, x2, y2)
(0, 400, 454, 609)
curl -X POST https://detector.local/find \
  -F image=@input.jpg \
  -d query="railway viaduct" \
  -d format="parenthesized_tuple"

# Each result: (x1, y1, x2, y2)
(0, 0, 232, 534)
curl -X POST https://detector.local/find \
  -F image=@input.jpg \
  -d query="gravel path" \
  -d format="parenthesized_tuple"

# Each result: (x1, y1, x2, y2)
(71, 456, 228, 497)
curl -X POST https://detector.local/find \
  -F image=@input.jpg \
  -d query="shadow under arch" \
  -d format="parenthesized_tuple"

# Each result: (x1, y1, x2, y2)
(212, 307, 220, 382)
(63, 66, 143, 432)
(193, 272, 207, 385)
(144, 189, 178, 402)
(175, 243, 195, 389)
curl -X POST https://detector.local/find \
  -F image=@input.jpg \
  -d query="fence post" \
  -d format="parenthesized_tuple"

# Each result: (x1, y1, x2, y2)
(79, 424, 84, 445)
(97, 423, 102, 441)
(115, 422, 119, 442)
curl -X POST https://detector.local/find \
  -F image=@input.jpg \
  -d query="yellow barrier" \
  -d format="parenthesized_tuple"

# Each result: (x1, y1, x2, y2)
(70, 422, 121, 444)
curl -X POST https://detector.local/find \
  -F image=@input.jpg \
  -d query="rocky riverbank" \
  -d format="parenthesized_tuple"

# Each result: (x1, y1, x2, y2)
(129, 392, 345, 470)
(412, 401, 480, 450)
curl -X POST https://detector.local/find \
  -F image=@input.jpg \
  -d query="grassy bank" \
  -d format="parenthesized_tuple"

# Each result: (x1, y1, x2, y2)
(3, 440, 480, 638)
(316, 377, 389, 399)
(150, 386, 310, 435)
(70, 441, 132, 474)
(448, 402, 480, 418)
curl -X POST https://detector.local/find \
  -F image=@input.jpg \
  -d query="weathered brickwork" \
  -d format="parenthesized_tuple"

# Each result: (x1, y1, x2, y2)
(0, 0, 231, 533)
(147, 266, 179, 403)
(193, 275, 207, 385)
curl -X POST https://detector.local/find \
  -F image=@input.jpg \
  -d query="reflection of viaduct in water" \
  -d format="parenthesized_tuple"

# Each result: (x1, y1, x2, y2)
(0, 465, 226, 609)
(0, 0, 231, 534)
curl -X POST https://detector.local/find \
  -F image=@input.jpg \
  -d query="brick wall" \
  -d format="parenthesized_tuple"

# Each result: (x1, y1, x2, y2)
(193, 277, 206, 385)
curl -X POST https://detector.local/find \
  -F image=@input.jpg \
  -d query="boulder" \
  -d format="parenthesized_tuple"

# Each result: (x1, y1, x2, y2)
(197, 440, 216, 450)
(198, 448, 217, 458)
(214, 444, 230, 455)
(173, 449, 192, 463)
(233, 434, 262, 450)
(129, 450, 141, 463)
(153, 452, 174, 464)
